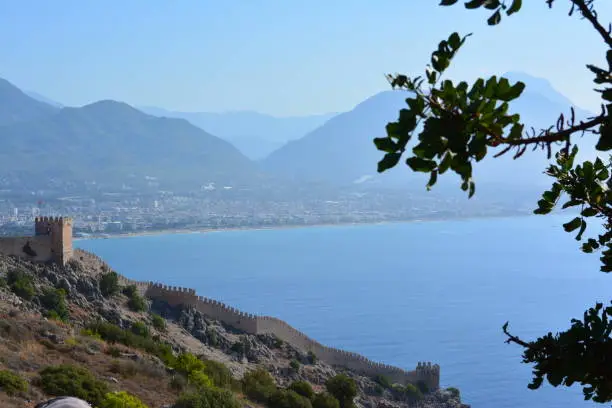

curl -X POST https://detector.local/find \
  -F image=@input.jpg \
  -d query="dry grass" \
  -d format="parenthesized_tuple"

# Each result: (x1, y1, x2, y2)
(0, 313, 185, 408)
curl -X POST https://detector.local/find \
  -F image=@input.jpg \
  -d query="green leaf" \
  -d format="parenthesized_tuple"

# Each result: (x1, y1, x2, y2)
(507, 0, 522, 15)
(464, 0, 486, 9)
(427, 170, 438, 190)
(576, 219, 587, 241)
(439, 0, 459, 4)
(373, 137, 397, 153)
(377, 153, 401, 173)
(581, 208, 598, 217)
(562, 199, 581, 209)
(595, 121, 612, 151)
(448, 32, 461, 50)
(496, 80, 525, 101)
(487, 10, 502, 25)
(563, 217, 582, 232)
(468, 181, 475, 198)
(406, 157, 437, 172)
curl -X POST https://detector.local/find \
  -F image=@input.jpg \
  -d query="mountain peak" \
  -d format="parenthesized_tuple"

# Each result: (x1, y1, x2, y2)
(0, 77, 59, 125)
(76, 100, 148, 120)
(502, 71, 576, 107)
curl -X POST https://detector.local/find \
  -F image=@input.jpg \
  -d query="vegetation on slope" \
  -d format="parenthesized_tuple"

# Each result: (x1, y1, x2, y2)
(0, 252, 465, 408)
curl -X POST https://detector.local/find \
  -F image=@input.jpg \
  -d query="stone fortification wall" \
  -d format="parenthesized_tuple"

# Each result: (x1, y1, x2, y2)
(113, 278, 441, 389)
(0, 236, 53, 263)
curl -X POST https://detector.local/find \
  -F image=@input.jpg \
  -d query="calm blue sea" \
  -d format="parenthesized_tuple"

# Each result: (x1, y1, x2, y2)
(75, 215, 611, 408)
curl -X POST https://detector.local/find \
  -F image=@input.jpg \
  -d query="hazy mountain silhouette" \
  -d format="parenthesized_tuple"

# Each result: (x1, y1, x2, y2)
(0, 78, 59, 125)
(262, 72, 600, 198)
(25, 90, 64, 108)
(0, 95, 262, 191)
(138, 106, 337, 160)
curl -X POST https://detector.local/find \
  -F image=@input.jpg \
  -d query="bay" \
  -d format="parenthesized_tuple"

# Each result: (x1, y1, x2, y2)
(76, 214, 610, 408)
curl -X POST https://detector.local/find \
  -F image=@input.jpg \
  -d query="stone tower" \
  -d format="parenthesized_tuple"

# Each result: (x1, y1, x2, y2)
(416, 362, 441, 391)
(34, 216, 73, 265)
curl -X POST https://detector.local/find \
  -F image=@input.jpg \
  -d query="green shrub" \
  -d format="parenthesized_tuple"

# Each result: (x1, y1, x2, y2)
(151, 313, 166, 331)
(373, 374, 392, 389)
(100, 391, 148, 408)
(99, 272, 120, 297)
(87, 321, 175, 366)
(0, 369, 28, 396)
(170, 374, 188, 391)
(289, 359, 300, 371)
(230, 341, 245, 355)
(269, 389, 312, 408)
(307, 351, 317, 364)
(7, 270, 35, 300)
(202, 359, 234, 389)
(122, 284, 138, 297)
(173, 353, 205, 376)
(312, 392, 340, 408)
(0, 277, 7, 288)
(289, 380, 315, 400)
(403, 383, 423, 403)
(325, 374, 357, 408)
(206, 328, 219, 347)
(40, 288, 69, 321)
(241, 368, 276, 403)
(131, 321, 150, 338)
(128, 293, 147, 312)
(38, 364, 109, 406)
(447, 386, 460, 400)
(416, 380, 429, 394)
(174, 387, 240, 408)
(188, 370, 213, 390)
(80, 328, 102, 340)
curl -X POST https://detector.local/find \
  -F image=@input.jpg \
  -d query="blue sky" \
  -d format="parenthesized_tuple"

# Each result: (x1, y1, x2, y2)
(1, 1, 610, 116)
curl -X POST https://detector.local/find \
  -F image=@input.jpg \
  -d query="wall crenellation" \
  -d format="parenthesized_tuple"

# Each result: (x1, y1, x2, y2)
(113, 278, 440, 390)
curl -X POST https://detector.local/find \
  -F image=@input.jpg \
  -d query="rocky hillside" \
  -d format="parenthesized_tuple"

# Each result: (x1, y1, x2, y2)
(0, 250, 468, 408)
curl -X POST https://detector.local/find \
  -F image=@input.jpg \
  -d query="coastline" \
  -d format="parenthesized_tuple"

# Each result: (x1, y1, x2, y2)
(73, 211, 535, 241)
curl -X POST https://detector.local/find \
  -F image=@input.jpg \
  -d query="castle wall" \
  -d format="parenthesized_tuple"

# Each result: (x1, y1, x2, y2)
(118, 278, 441, 390)
(0, 236, 53, 263)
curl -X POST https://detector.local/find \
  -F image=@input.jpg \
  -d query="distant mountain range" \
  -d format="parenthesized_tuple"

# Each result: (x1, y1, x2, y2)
(0, 72, 599, 201)
(262, 72, 599, 197)
(0, 80, 261, 192)
(138, 107, 336, 160)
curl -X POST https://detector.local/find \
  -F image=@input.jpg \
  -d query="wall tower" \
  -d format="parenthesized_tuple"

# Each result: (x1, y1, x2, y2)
(34, 216, 73, 265)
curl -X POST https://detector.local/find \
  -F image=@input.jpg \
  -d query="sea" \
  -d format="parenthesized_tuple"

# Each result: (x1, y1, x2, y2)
(75, 214, 611, 408)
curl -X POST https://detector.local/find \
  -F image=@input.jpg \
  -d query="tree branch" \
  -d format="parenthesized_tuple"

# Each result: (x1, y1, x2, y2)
(500, 114, 605, 146)
(503, 323, 539, 350)
(571, 0, 612, 48)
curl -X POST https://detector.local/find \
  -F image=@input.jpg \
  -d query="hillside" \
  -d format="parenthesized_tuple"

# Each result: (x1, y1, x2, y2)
(138, 107, 337, 160)
(0, 99, 265, 192)
(262, 72, 599, 198)
(0, 250, 467, 408)
(0, 78, 59, 126)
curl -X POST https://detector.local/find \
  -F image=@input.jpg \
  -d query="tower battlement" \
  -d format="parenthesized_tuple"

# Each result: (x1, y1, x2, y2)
(35, 216, 73, 236)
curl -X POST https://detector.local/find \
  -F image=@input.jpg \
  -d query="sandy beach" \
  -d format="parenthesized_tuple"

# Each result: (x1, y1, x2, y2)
(73, 212, 534, 241)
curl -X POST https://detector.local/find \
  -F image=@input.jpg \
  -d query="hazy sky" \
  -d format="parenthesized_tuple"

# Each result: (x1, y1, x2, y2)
(1, 1, 610, 116)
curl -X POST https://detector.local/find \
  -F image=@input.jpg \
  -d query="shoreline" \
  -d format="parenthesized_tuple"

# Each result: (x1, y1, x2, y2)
(74, 211, 535, 241)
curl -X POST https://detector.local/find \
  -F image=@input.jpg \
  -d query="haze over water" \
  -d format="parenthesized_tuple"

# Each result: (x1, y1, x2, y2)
(76, 215, 610, 408)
